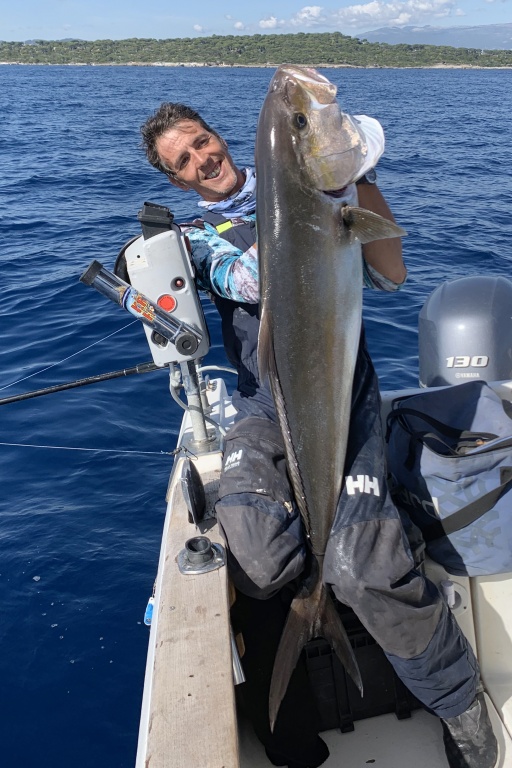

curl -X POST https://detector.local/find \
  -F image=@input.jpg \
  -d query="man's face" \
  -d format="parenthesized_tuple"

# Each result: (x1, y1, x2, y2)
(155, 119, 245, 202)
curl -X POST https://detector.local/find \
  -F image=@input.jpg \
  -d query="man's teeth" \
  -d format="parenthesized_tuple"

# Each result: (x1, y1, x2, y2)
(205, 165, 221, 180)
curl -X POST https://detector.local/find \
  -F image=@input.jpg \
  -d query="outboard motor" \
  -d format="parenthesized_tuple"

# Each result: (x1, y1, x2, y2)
(418, 275, 512, 387)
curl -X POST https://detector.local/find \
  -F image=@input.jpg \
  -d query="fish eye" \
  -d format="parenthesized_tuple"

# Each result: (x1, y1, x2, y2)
(294, 113, 308, 129)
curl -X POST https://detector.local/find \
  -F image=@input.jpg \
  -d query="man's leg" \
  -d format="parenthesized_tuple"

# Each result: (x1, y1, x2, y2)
(216, 415, 329, 768)
(324, 334, 497, 768)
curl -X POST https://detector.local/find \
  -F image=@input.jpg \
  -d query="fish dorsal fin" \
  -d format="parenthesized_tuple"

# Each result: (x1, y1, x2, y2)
(258, 308, 310, 528)
(341, 205, 407, 245)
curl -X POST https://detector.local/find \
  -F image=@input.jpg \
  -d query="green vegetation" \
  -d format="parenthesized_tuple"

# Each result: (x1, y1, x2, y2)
(1, 32, 512, 68)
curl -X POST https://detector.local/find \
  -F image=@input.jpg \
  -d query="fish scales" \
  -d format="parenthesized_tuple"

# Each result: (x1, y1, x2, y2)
(261, 191, 361, 548)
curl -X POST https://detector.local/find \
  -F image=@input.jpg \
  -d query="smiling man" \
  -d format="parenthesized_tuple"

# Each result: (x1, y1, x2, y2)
(140, 99, 497, 768)
(154, 116, 245, 201)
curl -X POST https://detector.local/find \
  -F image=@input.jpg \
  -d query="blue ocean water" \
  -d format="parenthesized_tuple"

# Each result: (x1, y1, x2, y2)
(0, 64, 511, 767)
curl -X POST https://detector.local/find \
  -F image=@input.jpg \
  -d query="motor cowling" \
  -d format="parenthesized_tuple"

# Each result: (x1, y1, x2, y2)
(418, 275, 512, 387)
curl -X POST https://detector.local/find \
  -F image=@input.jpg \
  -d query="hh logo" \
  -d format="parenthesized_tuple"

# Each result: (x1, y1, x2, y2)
(345, 475, 380, 496)
(224, 449, 243, 470)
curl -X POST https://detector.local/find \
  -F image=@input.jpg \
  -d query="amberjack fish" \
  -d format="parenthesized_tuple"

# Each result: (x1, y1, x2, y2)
(255, 64, 406, 729)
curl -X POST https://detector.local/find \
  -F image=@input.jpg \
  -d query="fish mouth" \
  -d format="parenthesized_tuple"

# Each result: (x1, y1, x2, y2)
(323, 187, 348, 198)
(279, 65, 337, 106)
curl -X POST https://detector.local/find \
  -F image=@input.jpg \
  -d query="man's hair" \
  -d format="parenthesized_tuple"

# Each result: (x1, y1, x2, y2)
(140, 102, 219, 177)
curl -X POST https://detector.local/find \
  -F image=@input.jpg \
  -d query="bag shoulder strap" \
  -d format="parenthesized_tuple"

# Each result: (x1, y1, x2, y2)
(387, 406, 498, 444)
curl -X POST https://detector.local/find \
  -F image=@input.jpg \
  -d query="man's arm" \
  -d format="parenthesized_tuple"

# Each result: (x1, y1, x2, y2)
(358, 183, 407, 287)
(184, 220, 259, 303)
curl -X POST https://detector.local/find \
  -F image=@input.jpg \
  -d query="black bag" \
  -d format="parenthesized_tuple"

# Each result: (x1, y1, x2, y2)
(386, 380, 512, 576)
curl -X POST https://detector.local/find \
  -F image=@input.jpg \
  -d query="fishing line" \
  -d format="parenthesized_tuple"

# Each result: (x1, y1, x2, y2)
(0, 321, 138, 393)
(0, 440, 176, 456)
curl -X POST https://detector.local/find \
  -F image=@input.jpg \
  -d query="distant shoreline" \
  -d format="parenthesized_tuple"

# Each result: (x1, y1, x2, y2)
(3, 32, 510, 70)
(1, 61, 512, 70)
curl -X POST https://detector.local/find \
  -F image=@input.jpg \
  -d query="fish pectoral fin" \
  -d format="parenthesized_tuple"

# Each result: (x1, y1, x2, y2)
(342, 205, 407, 244)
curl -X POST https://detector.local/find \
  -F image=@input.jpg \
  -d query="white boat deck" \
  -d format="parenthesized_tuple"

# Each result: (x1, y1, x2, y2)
(240, 707, 453, 767)
(238, 692, 509, 767)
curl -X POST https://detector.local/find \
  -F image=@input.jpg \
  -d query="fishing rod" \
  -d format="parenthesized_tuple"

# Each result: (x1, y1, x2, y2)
(1, 246, 208, 407)
(0, 361, 160, 406)
(0, 241, 209, 408)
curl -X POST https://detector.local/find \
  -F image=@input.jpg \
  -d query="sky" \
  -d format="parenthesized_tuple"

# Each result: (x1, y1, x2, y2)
(0, 0, 510, 42)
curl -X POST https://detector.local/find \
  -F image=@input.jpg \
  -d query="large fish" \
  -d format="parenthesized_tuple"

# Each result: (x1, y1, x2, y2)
(255, 64, 406, 729)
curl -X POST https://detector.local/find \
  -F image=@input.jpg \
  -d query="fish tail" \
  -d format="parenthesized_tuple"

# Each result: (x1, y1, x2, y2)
(269, 578, 363, 731)
(320, 587, 363, 696)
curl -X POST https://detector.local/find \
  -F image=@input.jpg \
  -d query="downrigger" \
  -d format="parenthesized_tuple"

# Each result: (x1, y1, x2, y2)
(80, 201, 223, 451)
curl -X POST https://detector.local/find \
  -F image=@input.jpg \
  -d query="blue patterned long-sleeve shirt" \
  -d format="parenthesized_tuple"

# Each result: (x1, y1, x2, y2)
(182, 214, 260, 303)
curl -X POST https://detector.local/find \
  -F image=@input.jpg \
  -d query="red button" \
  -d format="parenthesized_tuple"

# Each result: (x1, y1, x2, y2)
(157, 294, 177, 312)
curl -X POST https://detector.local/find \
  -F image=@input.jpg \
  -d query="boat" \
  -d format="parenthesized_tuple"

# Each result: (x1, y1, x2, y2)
(134, 382, 512, 768)
(81, 206, 512, 768)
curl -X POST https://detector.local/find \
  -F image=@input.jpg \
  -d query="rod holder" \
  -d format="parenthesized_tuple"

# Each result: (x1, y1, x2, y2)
(177, 537, 225, 575)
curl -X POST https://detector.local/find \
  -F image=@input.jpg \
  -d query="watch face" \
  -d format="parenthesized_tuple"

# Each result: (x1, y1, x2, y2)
(366, 168, 377, 184)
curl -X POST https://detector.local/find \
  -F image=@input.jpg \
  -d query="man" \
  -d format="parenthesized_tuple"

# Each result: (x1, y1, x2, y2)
(140, 100, 497, 768)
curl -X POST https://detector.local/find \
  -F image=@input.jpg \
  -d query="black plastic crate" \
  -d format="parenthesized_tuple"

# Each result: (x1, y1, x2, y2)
(305, 610, 421, 733)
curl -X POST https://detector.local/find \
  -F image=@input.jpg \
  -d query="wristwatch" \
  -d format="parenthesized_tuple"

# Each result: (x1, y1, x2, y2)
(356, 168, 377, 185)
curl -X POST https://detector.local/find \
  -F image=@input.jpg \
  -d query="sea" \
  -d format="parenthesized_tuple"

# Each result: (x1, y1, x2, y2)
(0, 64, 511, 767)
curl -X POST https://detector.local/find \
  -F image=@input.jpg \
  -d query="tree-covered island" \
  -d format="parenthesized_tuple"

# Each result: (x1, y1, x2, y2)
(1, 32, 512, 68)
